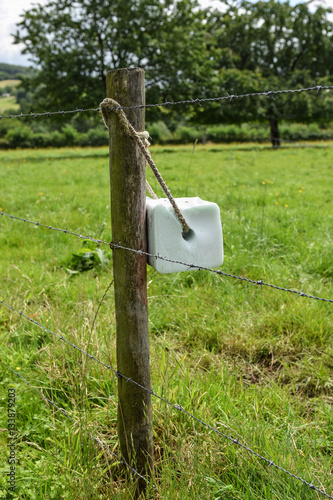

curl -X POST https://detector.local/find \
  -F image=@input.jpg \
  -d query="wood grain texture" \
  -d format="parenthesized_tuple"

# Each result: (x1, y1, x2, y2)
(106, 68, 153, 489)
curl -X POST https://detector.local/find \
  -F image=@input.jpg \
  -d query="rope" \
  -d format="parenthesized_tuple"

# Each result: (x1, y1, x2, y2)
(145, 180, 158, 200)
(100, 98, 190, 233)
(137, 131, 158, 200)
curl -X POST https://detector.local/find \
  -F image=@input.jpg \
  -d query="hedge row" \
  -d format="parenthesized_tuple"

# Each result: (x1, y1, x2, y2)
(1, 121, 333, 149)
(148, 121, 333, 144)
(0, 124, 109, 149)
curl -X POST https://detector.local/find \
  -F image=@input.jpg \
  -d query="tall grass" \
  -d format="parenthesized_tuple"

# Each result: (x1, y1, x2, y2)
(0, 144, 332, 499)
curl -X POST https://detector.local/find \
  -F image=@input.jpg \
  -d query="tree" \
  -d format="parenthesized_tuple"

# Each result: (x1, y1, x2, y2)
(13, 0, 215, 121)
(14, 0, 333, 143)
(196, 0, 333, 145)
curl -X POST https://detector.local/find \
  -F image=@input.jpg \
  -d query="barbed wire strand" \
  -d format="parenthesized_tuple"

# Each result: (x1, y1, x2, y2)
(1, 211, 332, 303)
(111, 242, 333, 303)
(118, 85, 333, 110)
(0, 211, 106, 245)
(0, 85, 332, 120)
(0, 357, 151, 487)
(1, 299, 332, 499)
(0, 107, 99, 120)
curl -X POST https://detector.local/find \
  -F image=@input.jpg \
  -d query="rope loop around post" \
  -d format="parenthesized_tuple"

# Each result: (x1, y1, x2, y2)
(100, 98, 190, 233)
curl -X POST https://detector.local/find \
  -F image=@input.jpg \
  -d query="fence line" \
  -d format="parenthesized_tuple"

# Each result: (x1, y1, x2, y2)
(2, 81, 332, 495)
(1, 210, 332, 303)
(0, 358, 151, 487)
(1, 84, 333, 121)
(1, 298, 332, 499)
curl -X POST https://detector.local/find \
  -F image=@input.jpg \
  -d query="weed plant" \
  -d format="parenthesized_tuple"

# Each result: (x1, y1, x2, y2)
(0, 144, 332, 499)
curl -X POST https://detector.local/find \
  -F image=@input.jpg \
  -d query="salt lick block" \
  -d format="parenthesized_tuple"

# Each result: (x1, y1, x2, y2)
(146, 197, 223, 273)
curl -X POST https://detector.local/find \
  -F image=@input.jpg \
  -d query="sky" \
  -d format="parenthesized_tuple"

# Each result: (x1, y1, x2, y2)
(0, 0, 332, 67)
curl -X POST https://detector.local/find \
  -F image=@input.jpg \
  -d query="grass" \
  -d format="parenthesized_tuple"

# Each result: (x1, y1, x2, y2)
(0, 80, 20, 113)
(0, 80, 20, 89)
(0, 96, 19, 113)
(0, 143, 332, 499)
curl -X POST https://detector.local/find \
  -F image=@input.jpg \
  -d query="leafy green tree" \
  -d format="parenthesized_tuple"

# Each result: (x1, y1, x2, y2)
(13, 0, 214, 122)
(197, 0, 333, 145)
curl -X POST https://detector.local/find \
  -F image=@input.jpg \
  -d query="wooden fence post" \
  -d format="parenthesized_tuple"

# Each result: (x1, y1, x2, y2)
(106, 68, 153, 491)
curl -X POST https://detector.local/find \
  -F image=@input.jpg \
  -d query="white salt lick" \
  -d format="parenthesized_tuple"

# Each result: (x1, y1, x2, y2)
(146, 197, 223, 273)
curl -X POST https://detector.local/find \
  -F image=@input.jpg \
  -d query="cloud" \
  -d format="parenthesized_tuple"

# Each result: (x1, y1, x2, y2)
(0, 0, 48, 66)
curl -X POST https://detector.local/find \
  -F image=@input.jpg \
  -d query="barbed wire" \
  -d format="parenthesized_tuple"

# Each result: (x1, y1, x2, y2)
(1, 299, 332, 499)
(0, 211, 106, 245)
(112, 241, 333, 303)
(1, 81, 332, 498)
(0, 107, 99, 120)
(0, 357, 151, 487)
(116, 85, 333, 110)
(0, 85, 332, 120)
(1, 210, 332, 303)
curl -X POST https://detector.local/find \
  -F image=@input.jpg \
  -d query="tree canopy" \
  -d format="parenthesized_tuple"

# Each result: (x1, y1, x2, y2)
(193, 1, 333, 128)
(13, 0, 333, 135)
(14, 0, 214, 115)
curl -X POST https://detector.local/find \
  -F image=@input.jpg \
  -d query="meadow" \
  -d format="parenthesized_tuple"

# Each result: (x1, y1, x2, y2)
(0, 96, 19, 114)
(0, 81, 20, 88)
(0, 80, 20, 114)
(0, 143, 332, 499)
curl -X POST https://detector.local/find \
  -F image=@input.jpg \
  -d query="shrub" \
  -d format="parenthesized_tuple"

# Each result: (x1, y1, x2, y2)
(5, 125, 33, 148)
(30, 133, 50, 148)
(172, 125, 202, 144)
(0, 138, 9, 149)
(148, 121, 173, 144)
(61, 124, 79, 146)
(50, 130, 66, 147)
(280, 123, 333, 141)
(86, 128, 108, 146)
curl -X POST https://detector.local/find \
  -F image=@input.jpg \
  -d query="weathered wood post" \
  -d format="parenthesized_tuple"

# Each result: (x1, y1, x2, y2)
(106, 68, 153, 490)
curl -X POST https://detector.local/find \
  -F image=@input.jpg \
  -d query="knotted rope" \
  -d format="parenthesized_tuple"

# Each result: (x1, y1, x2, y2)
(100, 98, 190, 233)
(129, 130, 158, 200)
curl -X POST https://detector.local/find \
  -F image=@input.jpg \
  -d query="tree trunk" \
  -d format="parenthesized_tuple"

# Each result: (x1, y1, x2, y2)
(270, 117, 280, 148)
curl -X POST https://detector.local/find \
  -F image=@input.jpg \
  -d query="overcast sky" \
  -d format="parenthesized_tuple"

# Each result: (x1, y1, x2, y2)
(0, 0, 332, 66)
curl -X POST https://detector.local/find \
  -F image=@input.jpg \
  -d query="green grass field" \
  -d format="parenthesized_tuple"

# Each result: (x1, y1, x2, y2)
(0, 144, 332, 499)
(0, 96, 19, 114)
(0, 80, 20, 89)
(0, 80, 20, 113)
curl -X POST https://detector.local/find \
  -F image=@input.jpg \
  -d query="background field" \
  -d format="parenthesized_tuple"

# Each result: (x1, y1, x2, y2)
(0, 143, 332, 499)
(0, 80, 20, 89)
(0, 96, 19, 113)
(0, 80, 20, 114)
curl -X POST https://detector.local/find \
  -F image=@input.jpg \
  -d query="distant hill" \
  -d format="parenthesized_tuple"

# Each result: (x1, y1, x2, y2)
(0, 63, 32, 81)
